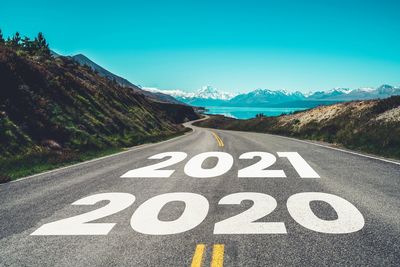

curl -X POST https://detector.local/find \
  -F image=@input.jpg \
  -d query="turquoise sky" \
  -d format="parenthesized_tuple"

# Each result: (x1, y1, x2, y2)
(1, 0, 400, 93)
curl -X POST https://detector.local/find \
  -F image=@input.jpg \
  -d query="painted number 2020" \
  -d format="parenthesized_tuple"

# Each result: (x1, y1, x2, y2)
(31, 192, 364, 236)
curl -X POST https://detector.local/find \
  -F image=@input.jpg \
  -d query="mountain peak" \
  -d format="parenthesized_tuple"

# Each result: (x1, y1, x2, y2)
(329, 87, 351, 93)
(73, 53, 87, 59)
(377, 84, 398, 95)
(199, 85, 217, 93)
(196, 86, 236, 100)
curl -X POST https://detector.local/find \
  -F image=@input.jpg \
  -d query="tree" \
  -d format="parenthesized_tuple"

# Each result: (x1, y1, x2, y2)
(22, 36, 34, 54)
(34, 32, 50, 56)
(36, 32, 46, 47)
(0, 29, 4, 44)
(9, 32, 21, 47)
(255, 113, 265, 118)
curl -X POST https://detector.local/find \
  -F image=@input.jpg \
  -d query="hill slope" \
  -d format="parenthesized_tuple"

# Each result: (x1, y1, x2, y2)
(0, 44, 198, 180)
(195, 97, 400, 159)
(72, 54, 136, 88)
(71, 54, 184, 105)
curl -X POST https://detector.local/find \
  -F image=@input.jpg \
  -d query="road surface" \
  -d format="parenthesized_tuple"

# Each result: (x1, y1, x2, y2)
(1, 119, 399, 266)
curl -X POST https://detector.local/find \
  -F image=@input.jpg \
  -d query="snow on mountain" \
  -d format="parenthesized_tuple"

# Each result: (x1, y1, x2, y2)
(228, 88, 306, 106)
(376, 84, 400, 95)
(142, 87, 195, 98)
(308, 85, 400, 101)
(357, 87, 375, 92)
(250, 88, 302, 97)
(331, 88, 352, 94)
(195, 86, 236, 100)
(143, 86, 236, 100)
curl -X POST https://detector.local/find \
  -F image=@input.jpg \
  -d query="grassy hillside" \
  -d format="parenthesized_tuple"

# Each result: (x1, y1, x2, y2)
(195, 97, 400, 159)
(0, 41, 198, 182)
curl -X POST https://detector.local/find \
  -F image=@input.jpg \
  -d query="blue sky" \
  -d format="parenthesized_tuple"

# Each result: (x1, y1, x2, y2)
(1, 0, 400, 93)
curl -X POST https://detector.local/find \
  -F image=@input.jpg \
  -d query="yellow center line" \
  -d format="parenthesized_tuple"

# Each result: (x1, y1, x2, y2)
(211, 132, 224, 147)
(190, 244, 225, 267)
(211, 244, 225, 267)
(191, 244, 205, 267)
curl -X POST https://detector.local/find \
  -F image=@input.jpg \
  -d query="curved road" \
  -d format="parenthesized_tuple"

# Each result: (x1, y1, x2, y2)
(1, 120, 399, 266)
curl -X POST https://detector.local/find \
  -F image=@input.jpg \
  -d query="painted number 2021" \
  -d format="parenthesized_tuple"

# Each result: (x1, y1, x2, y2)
(120, 151, 320, 179)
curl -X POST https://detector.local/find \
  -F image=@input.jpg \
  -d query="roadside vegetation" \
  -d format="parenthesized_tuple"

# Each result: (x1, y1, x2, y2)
(195, 96, 400, 160)
(0, 30, 198, 182)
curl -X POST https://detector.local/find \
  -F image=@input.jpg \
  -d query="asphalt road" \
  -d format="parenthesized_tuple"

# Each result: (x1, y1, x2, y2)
(1, 119, 399, 266)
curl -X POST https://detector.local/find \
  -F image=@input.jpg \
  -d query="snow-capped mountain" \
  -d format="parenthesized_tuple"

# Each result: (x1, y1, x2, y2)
(143, 86, 236, 106)
(142, 87, 196, 99)
(307, 85, 400, 101)
(376, 84, 400, 96)
(143, 85, 400, 107)
(307, 88, 352, 100)
(228, 89, 305, 106)
(195, 86, 236, 100)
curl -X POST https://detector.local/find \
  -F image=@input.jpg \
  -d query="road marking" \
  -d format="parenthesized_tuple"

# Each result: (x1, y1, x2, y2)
(191, 244, 205, 267)
(191, 244, 225, 267)
(273, 134, 400, 166)
(211, 244, 225, 267)
(211, 132, 224, 147)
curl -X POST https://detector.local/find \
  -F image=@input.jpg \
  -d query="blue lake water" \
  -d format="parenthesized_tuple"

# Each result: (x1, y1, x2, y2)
(204, 106, 308, 119)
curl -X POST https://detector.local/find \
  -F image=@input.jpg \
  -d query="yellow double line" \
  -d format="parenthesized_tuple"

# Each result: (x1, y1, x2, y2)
(191, 244, 225, 267)
(211, 132, 224, 147)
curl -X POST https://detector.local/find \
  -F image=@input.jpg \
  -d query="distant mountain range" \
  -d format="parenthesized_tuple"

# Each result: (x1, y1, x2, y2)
(144, 85, 400, 108)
